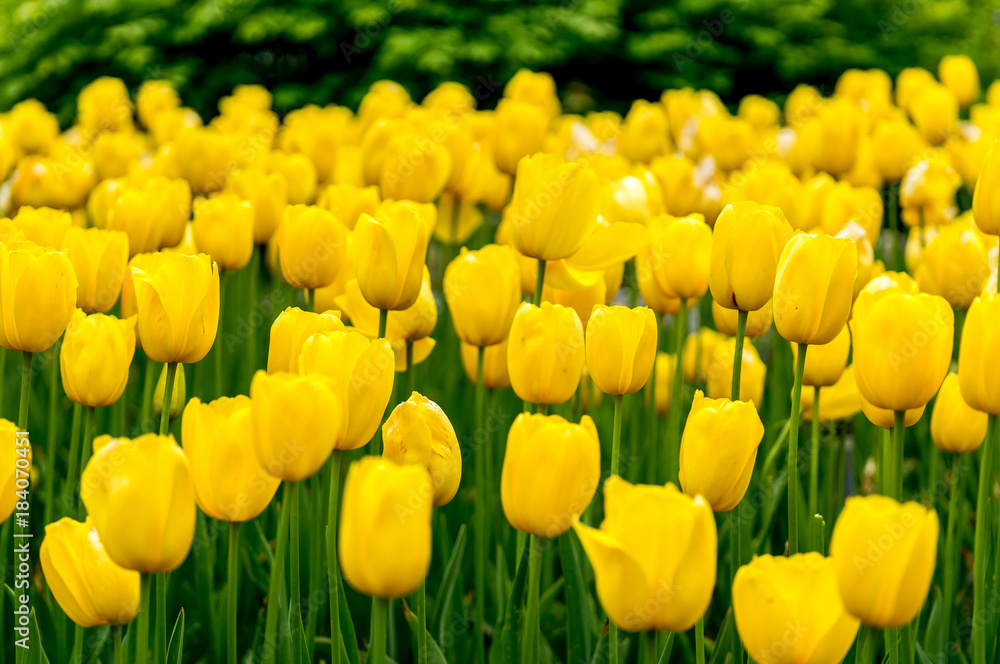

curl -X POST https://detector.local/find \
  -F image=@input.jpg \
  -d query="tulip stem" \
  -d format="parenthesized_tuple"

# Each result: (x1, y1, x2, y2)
(62, 403, 83, 518)
(371, 597, 388, 664)
(378, 309, 388, 339)
(669, 299, 687, 484)
(216, 269, 227, 399)
(942, 453, 965, 660)
(158, 362, 178, 436)
(473, 346, 487, 664)
(729, 506, 743, 664)
(643, 630, 657, 664)
(406, 340, 415, 395)
(155, 573, 167, 664)
(695, 617, 705, 664)
(140, 356, 155, 433)
(973, 414, 997, 664)
(18, 351, 31, 431)
(523, 534, 543, 664)
(612, 394, 623, 476)
(71, 623, 82, 664)
(328, 450, 342, 664)
(887, 181, 901, 270)
(416, 580, 427, 664)
(43, 343, 59, 525)
(113, 624, 123, 664)
(730, 309, 748, 401)
(788, 343, 807, 555)
(885, 628, 899, 664)
(888, 411, 905, 500)
(809, 387, 821, 519)
(289, 482, 303, 664)
(247, 245, 259, 392)
(263, 481, 293, 664)
(227, 521, 240, 664)
(533, 259, 546, 306)
(306, 288, 314, 313)
(80, 406, 95, 495)
(136, 573, 151, 664)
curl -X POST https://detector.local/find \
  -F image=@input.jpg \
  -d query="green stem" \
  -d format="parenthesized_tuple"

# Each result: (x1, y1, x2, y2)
(114, 624, 123, 664)
(290, 482, 302, 664)
(43, 345, 59, 525)
(809, 387, 821, 517)
(18, 351, 32, 431)
(788, 344, 807, 555)
(406, 340, 415, 395)
(155, 573, 167, 664)
(62, 403, 83, 518)
(533, 259, 546, 306)
(263, 482, 293, 664)
(730, 508, 742, 664)
(228, 522, 240, 664)
(731, 309, 748, 400)
(378, 309, 388, 340)
(973, 414, 997, 664)
(695, 617, 705, 664)
(612, 394, 624, 476)
(136, 574, 151, 664)
(474, 346, 487, 664)
(887, 181, 901, 271)
(890, 411, 905, 500)
(942, 454, 964, 663)
(643, 630, 657, 664)
(71, 623, 83, 664)
(215, 270, 226, 399)
(247, 245, 259, 394)
(140, 355, 155, 433)
(370, 597, 388, 664)
(523, 535, 543, 664)
(417, 580, 427, 664)
(885, 628, 898, 664)
(159, 362, 177, 436)
(306, 288, 315, 313)
(328, 450, 342, 664)
(79, 406, 95, 498)
(669, 300, 686, 484)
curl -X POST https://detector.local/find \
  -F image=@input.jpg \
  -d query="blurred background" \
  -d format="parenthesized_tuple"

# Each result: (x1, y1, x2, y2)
(1, 0, 996, 120)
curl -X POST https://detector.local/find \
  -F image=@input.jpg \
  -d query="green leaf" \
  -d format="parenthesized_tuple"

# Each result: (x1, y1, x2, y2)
(433, 523, 467, 644)
(338, 572, 360, 664)
(915, 641, 935, 664)
(560, 531, 592, 664)
(166, 608, 185, 664)
(501, 536, 531, 664)
(708, 610, 734, 664)
(401, 598, 448, 664)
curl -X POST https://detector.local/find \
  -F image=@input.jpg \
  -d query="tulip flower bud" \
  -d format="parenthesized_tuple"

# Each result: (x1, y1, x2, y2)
(618, 100, 670, 163)
(733, 553, 860, 664)
(224, 168, 288, 244)
(61, 227, 129, 313)
(710, 202, 794, 312)
(911, 84, 958, 145)
(339, 456, 432, 599)
(706, 339, 766, 410)
(830, 495, 939, 628)
(40, 517, 141, 627)
(444, 245, 522, 347)
(507, 154, 602, 261)
(77, 77, 133, 133)
(972, 145, 1000, 236)
(585, 305, 657, 396)
(317, 183, 380, 231)
(507, 303, 585, 405)
(712, 300, 772, 339)
(461, 339, 510, 389)
(354, 202, 433, 311)
(812, 98, 862, 175)
(131, 253, 220, 364)
(8, 99, 59, 154)
(860, 391, 925, 429)
(1, 419, 27, 523)
(931, 373, 988, 454)
(501, 413, 600, 538)
(267, 151, 316, 205)
(60, 311, 135, 408)
(383, 392, 462, 507)
(679, 390, 763, 512)
(379, 130, 452, 203)
(773, 234, 857, 346)
(191, 193, 255, 270)
(635, 245, 684, 315)
(492, 100, 548, 176)
(267, 307, 344, 374)
(574, 478, 715, 633)
(958, 293, 1000, 415)
(153, 362, 185, 421)
(81, 434, 196, 573)
(182, 396, 281, 521)
(175, 127, 239, 195)
(851, 290, 953, 411)
(914, 221, 990, 309)
(800, 365, 863, 422)
(297, 331, 395, 450)
(896, 67, 936, 111)
(939, 54, 980, 108)
(277, 205, 347, 290)
(0, 242, 77, 353)
(872, 118, 925, 182)
(793, 325, 851, 388)
(106, 176, 192, 256)
(13, 206, 72, 248)
(644, 214, 712, 300)
(136, 80, 179, 129)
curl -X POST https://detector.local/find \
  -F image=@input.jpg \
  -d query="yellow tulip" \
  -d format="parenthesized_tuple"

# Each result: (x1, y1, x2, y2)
(573, 478, 715, 633)
(710, 202, 794, 312)
(492, 100, 548, 175)
(131, 252, 220, 364)
(8, 99, 59, 155)
(60, 310, 135, 408)
(11, 152, 96, 211)
(914, 221, 990, 309)
(910, 84, 958, 145)
(830, 495, 939, 628)
(506, 154, 601, 261)
(434, 193, 484, 245)
(40, 517, 141, 627)
(92, 131, 147, 181)
(738, 94, 780, 130)
(773, 234, 857, 346)
(423, 81, 475, 113)
(0, 419, 26, 523)
(643, 214, 712, 300)
(618, 100, 670, 163)
(543, 280, 607, 332)
(354, 203, 433, 311)
(182, 395, 281, 521)
(679, 390, 763, 512)
(267, 307, 344, 374)
(733, 553, 860, 664)
(507, 303, 585, 405)
(444, 244, 522, 347)
(152, 362, 185, 420)
(277, 205, 347, 290)
(812, 98, 862, 175)
(77, 77, 133, 134)
(900, 155, 962, 228)
(136, 80, 179, 129)
(225, 168, 288, 243)
(81, 434, 196, 573)
(317, 183, 381, 231)
(635, 244, 684, 315)
(383, 392, 462, 507)
(250, 370, 342, 481)
(712, 300, 772, 339)
(455, 143, 511, 211)
(896, 67, 937, 111)
(379, 130, 451, 203)
(297, 331, 395, 449)
(872, 117, 925, 181)
(504, 69, 561, 119)
(851, 290, 953, 411)
(191, 193, 255, 270)
(61, 227, 128, 313)
(339, 456, 432, 598)
(958, 293, 1000, 414)
(585, 305, 657, 396)
(706, 338, 766, 409)
(682, 328, 726, 384)
(105, 176, 192, 256)
(939, 55, 980, 108)
(0, 242, 77, 353)
(860, 390, 925, 429)
(799, 365, 863, 422)
(461, 339, 510, 389)
(653, 352, 676, 416)
(280, 105, 352, 183)
(794, 325, 851, 388)
(501, 413, 601, 538)
(12, 206, 72, 248)
(972, 144, 1000, 236)
(267, 151, 316, 205)
(931, 373, 988, 454)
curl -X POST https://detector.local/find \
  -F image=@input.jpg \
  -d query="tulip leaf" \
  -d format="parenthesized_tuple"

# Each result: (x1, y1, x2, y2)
(590, 631, 607, 664)
(560, 530, 592, 664)
(433, 523, 467, 642)
(915, 642, 936, 664)
(501, 536, 531, 664)
(401, 598, 449, 664)
(921, 587, 943, 660)
(708, 610, 734, 664)
(166, 608, 185, 664)
(338, 572, 361, 664)
(806, 514, 826, 555)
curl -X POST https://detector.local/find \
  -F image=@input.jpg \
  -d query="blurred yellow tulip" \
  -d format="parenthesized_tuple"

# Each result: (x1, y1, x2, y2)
(60, 310, 135, 408)
(444, 245, 522, 347)
(12, 206, 72, 248)
(653, 352, 676, 416)
(618, 100, 670, 163)
(800, 365, 863, 422)
(77, 77, 133, 134)
(8, 99, 59, 154)
(931, 373, 988, 454)
(914, 221, 990, 308)
(105, 176, 192, 256)
(0, 419, 26, 523)
(972, 144, 1000, 236)
(383, 392, 461, 506)
(226, 168, 288, 243)
(794, 324, 851, 388)
(61, 227, 128, 313)
(492, 100, 548, 175)
(0, 242, 77, 353)
(461, 338, 510, 389)
(268, 151, 316, 205)
(911, 84, 958, 145)
(939, 55, 980, 108)
(277, 205, 347, 290)
(872, 117, 925, 182)
(585, 305, 657, 396)
(379, 131, 451, 203)
(191, 193, 255, 270)
(958, 293, 1000, 414)
(644, 214, 712, 300)
(712, 300, 772, 339)
(507, 303, 585, 405)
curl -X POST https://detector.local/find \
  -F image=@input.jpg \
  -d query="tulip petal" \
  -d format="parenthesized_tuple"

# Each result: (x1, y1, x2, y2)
(572, 523, 653, 632)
